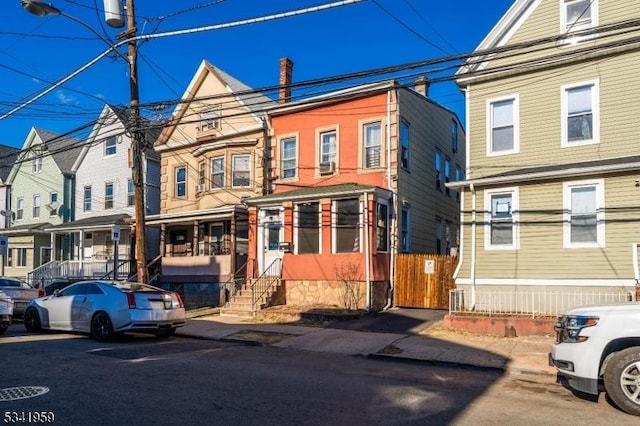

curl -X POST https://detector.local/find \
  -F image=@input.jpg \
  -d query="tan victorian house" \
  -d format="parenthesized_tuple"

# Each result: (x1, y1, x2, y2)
(147, 60, 276, 307)
(450, 0, 640, 315)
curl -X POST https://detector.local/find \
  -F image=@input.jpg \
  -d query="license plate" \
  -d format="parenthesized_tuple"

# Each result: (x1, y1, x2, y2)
(14, 302, 27, 309)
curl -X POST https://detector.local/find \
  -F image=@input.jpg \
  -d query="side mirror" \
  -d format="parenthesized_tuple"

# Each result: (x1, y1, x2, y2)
(53, 289, 61, 297)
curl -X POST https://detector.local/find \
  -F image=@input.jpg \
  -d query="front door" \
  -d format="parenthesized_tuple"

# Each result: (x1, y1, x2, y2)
(83, 233, 93, 259)
(259, 208, 284, 275)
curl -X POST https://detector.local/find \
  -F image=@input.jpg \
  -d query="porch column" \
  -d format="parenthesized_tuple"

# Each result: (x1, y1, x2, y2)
(160, 223, 166, 257)
(78, 229, 84, 270)
(50, 232, 55, 261)
(193, 220, 199, 256)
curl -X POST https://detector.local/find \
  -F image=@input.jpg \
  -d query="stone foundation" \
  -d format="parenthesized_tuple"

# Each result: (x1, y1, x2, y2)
(282, 280, 389, 311)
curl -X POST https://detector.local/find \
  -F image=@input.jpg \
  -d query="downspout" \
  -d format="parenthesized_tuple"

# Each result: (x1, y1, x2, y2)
(384, 88, 395, 310)
(470, 183, 477, 310)
(364, 192, 371, 312)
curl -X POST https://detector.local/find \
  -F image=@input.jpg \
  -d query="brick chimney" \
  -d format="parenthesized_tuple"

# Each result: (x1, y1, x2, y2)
(279, 57, 294, 103)
(414, 75, 430, 97)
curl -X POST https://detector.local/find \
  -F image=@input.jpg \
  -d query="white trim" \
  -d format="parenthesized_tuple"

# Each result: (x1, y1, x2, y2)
(486, 94, 519, 157)
(563, 178, 605, 248)
(561, 79, 600, 147)
(560, 0, 599, 38)
(293, 202, 322, 255)
(484, 187, 519, 250)
(455, 278, 635, 287)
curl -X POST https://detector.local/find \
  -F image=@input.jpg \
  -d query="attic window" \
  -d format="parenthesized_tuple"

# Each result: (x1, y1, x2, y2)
(199, 108, 220, 131)
(105, 136, 117, 156)
(32, 155, 42, 174)
(562, 0, 598, 35)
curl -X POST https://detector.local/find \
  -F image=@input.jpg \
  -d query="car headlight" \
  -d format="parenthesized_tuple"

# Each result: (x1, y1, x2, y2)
(555, 315, 599, 343)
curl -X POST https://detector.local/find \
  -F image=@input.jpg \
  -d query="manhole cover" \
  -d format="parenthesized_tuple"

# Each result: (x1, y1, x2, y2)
(0, 386, 50, 401)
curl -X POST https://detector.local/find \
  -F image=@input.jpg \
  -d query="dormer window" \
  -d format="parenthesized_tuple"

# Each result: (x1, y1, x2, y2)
(562, 0, 597, 35)
(199, 108, 220, 131)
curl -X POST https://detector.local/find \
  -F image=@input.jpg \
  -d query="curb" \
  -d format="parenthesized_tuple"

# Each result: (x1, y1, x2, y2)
(367, 352, 507, 373)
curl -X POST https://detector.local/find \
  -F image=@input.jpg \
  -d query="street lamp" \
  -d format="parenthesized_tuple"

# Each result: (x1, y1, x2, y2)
(22, 0, 150, 284)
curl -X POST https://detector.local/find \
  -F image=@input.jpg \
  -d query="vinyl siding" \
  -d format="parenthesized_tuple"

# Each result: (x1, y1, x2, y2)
(458, 174, 640, 281)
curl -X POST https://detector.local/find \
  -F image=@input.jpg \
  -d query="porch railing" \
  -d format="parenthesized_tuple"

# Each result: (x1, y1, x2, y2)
(251, 258, 282, 312)
(221, 258, 255, 306)
(26, 259, 132, 288)
(449, 288, 635, 318)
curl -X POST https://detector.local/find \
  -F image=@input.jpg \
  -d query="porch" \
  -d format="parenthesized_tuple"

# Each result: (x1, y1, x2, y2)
(26, 259, 132, 288)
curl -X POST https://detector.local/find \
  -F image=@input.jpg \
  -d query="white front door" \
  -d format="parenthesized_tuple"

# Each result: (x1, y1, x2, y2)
(83, 233, 93, 259)
(259, 208, 284, 275)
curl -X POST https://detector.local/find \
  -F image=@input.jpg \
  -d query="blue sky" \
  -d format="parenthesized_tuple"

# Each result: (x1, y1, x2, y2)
(0, 0, 514, 148)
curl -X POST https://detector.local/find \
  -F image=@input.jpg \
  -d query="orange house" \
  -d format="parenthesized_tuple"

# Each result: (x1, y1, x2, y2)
(244, 79, 464, 311)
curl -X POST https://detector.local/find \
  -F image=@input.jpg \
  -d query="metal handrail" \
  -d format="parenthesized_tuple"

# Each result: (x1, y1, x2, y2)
(127, 255, 161, 282)
(221, 258, 255, 306)
(251, 258, 282, 311)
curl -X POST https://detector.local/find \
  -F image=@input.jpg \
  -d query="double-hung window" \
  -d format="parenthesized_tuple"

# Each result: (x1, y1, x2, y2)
(320, 131, 337, 164)
(562, 0, 597, 34)
(444, 158, 451, 196)
(363, 122, 381, 168)
(175, 166, 186, 197)
(334, 198, 360, 253)
(564, 180, 604, 248)
(281, 137, 297, 179)
(198, 160, 206, 187)
(211, 157, 224, 188)
(451, 120, 458, 153)
(127, 179, 134, 207)
(83, 186, 92, 212)
(232, 155, 250, 188)
(485, 188, 519, 249)
(562, 80, 599, 147)
(487, 96, 518, 155)
(105, 182, 114, 209)
(16, 198, 24, 220)
(33, 194, 40, 218)
(32, 155, 42, 174)
(296, 203, 320, 254)
(104, 136, 117, 156)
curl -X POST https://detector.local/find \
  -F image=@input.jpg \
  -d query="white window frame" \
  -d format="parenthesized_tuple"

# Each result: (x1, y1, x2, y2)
(231, 154, 251, 188)
(83, 186, 92, 212)
(200, 108, 220, 130)
(280, 137, 297, 179)
(363, 121, 382, 169)
(16, 248, 27, 268)
(561, 79, 599, 147)
(16, 198, 24, 220)
(563, 179, 605, 248)
(175, 166, 187, 197)
(320, 130, 337, 164)
(32, 155, 42, 174)
(104, 182, 114, 209)
(33, 194, 41, 218)
(376, 200, 389, 253)
(104, 136, 117, 156)
(486, 95, 519, 156)
(127, 179, 134, 207)
(331, 198, 361, 254)
(210, 157, 224, 189)
(484, 187, 519, 250)
(560, 0, 598, 35)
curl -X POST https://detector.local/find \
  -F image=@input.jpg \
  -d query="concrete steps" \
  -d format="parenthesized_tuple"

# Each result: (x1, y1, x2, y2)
(220, 279, 280, 317)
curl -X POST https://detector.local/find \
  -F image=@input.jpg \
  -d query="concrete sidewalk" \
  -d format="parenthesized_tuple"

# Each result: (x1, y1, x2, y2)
(176, 311, 557, 383)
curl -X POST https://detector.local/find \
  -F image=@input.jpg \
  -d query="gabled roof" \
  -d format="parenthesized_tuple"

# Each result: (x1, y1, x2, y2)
(0, 144, 20, 183)
(154, 60, 276, 148)
(456, 0, 540, 80)
(45, 213, 131, 232)
(34, 128, 84, 174)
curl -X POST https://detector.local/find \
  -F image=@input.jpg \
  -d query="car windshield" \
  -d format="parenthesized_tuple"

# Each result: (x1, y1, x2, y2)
(0, 278, 23, 287)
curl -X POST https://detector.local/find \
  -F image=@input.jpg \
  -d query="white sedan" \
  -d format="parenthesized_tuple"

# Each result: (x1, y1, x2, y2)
(24, 281, 186, 341)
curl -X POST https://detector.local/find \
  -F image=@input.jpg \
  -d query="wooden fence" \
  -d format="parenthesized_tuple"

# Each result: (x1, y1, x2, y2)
(394, 254, 458, 309)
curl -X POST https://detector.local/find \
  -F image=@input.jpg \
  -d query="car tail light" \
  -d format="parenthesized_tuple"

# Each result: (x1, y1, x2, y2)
(126, 291, 136, 309)
(176, 293, 184, 308)
(38, 289, 45, 297)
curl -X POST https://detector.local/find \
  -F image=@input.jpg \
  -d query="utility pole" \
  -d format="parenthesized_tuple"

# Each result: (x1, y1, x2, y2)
(119, 0, 148, 284)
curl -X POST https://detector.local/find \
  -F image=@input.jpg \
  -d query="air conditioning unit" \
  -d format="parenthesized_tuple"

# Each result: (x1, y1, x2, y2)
(195, 184, 205, 193)
(319, 161, 335, 175)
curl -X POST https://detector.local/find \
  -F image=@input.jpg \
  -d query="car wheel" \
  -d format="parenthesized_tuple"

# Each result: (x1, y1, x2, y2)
(604, 347, 640, 416)
(155, 328, 176, 338)
(91, 312, 115, 342)
(0, 322, 9, 335)
(24, 308, 42, 332)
